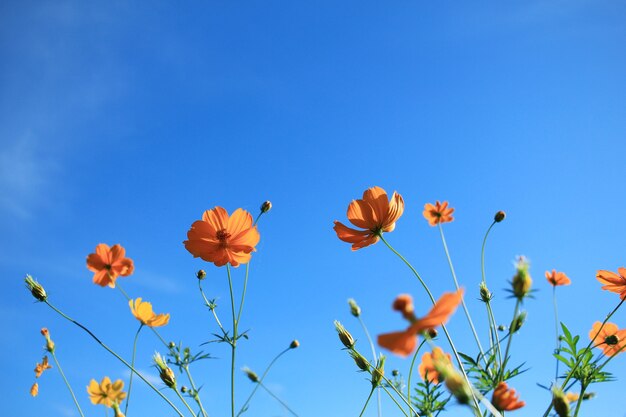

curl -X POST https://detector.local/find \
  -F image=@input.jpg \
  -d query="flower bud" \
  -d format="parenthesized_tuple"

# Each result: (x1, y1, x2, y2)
(349, 350, 370, 372)
(552, 387, 570, 417)
(289, 340, 300, 349)
(391, 369, 399, 377)
(181, 386, 188, 393)
(25, 275, 47, 302)
(334, 321, 355, 349)
(371, 355, 385, 388)
(30, 382, 39, 397)
(41, 328, 55, 353)
(511, 311, 527, 333)
(243, 367, 259, 383)
(168, 341, 176, 349)
(427, 328, 438, 339)
(196, 270, 206, 280)
(494, 211, 506, 223)
(153, 352, 176, 389)
(260, 201, 272, 213)
(479, 282, 492, 302)
(512, 256, 532, 300)
(348, 298, 361, 317)
(443, 369, 472, 404)
(498, 324, 507, 331)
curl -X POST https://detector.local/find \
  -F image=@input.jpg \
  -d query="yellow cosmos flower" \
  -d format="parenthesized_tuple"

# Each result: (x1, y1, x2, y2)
(129, 298, 170, 327)
(87, 377, 127, 407)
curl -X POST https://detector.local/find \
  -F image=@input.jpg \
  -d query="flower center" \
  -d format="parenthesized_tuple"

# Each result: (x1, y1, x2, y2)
(605, 335, 619, 345)
(216, 229, 231, 242)
(104, 264, 112, 271)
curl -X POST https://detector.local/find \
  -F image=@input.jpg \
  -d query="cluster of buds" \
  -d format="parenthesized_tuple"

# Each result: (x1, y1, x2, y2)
(153, 352, 176, 389)
(511, 256, 532, 300)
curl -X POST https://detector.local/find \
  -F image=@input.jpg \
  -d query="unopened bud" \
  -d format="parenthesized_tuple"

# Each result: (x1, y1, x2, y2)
(498, 324, 507, 331)
(349, 350, 369, 372)
(479, 282, 492, 302)
(512, 256, 532, 299)
(25, 275, 47, 302)
(41, 328, 55, 353)
(552, 387, 570, 417)
(427, 328, 438, 339)
(371, 355, 385, 387)
(494, 211, 506, 223)
(181, 386, 188, 393)
(243, 367, 259, 383)
(511, 311, 527, 333)
(168, 341, 176, 349)
(290, 340, 300, 349)
(196, 270, 206, 280)
(443, 369, 472, 404)
(334, 321, 355, 349)
(261, 201, 272, 213)
(153, 352, 176, 389)
(391, 369, 399, 377)
(348, 298, 361, 317)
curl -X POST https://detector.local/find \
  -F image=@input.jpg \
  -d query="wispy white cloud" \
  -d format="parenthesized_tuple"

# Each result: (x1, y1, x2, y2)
(122, 367, 162, 386)
(132, 271, 185, 294)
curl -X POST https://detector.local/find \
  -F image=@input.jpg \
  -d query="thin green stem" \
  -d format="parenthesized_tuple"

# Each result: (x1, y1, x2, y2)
(379, 235, 482, 412)
(438, 224, 487, 367)
(237, 347, 291, 417)
(380, 385, 411, 417)
(125, 324, 144, 416)
(480, 221, 503, 370)
(199, 280, 227, 335)
(572, 384, 587, 417)
(44, 301, 185, 417)
(227, 264, 238, 417)
(358, 388, 376, 417)
(258, 382, 299, 417)
(50, 351, 85, 417)
(174, 385, 200, 417)
(552, 286, 561, 381)
(183, 366, 209, 417)
(479, 222, 496, 286)
(407, 340, 427, 414)
(357, 315, 382, 417)
(498, 299, 520, 382)
(236, 211, 264, 329)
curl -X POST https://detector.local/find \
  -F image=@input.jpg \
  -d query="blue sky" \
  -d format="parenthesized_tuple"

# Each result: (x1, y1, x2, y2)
(2, 1, 626, 416)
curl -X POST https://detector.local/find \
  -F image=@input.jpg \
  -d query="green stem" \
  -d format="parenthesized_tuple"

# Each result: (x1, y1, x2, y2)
(237, 347, 291, 417)
(379, 235, 482, 413)
(480, 221, 503, 370)
(125, 324, 144, 416)
(438, 224, 487, 368)
(572, 384, 587, 417)
(236, 211, 264, 330)
(183, 366, 209, 417)
(498, 299, 520, 382)
(44, 301, 185, 417)
(227, 264, 238, 417)
(258, 382, 299, 417)
(174, 385, 200, 417)
(357, 315, 382, 417)
(50, 351, 85, 417)
(199, 280, 227, 335)
(552, 286, 561, 381)
(407, 340, 427, 414)
(380, 385, 411, 417)
(358, 388, 376, 417)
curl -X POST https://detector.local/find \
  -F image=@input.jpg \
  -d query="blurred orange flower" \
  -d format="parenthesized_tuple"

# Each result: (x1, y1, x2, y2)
(423, 201, 454, 226)
(589, 321, 626, 356)
(491, 381, 525, 411)
(418, 347, 452, 384)
(546, 270, 571, 286)
(333, 186, 404, 251)
(596, 268, 626, 299)
(129, 298, 170, 327)
(87, 244, 134, 288)
(392, 294, 415, 320)
(87, 377, 126, 407)
(34, 356, 52, 378)
(184, 207, 260, 267)
(30, 382, 38, 397)
(378, 289, 464, 357)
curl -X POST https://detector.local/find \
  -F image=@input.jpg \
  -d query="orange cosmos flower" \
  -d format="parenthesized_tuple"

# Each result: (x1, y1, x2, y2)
(491, 381, 525, 411)
(86, 244, 134, 288)
(129, 298, 170, 327)
(589, 321, 626, 356)
(418, 347, 452, 384)
(87, 377, 127, 407)
(596, 268, 626, 299)
(546, 270, 571, 286)
(378, 289, 464, 357)
(423, 201, 454, 226)
(184, 207, 260, 267)
(333, 186, 404, 251)
(34, 356, 52, 378)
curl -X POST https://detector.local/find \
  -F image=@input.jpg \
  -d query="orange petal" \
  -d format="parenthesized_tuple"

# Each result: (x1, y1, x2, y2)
(347, 199, 377, 230)
(378, 330, 418, 357)
(362, 186, 389, 225)
(413, 289, 464, 331)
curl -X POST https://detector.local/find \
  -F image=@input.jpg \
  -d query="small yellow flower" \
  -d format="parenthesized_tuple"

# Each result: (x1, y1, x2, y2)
(34, 356, 52, 378)
(129, 298, 170, 327)
(87, 377, 127, 407)
(30, 382, 39, 397)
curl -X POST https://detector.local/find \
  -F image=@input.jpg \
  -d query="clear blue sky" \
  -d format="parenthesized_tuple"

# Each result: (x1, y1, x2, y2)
(2, 1, 626, 416)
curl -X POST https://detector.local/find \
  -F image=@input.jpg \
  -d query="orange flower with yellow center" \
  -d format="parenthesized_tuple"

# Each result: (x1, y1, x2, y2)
(87, 377, 127, 407)
(418, 347, 452, 384)
(129, 298, 170, 327)
(491, 381, 525, 411)
(333, 186, 404, 251)
(546, 270, 571, 286)
(589, 321, 626, 356)
(423, 201, 454, 226)
(86, 244, 134, 288)
(378, 289, 464, 357)
(184, 207, 260, 267)
(34, 356, 52, 378)
(596, 267, 626, 299)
